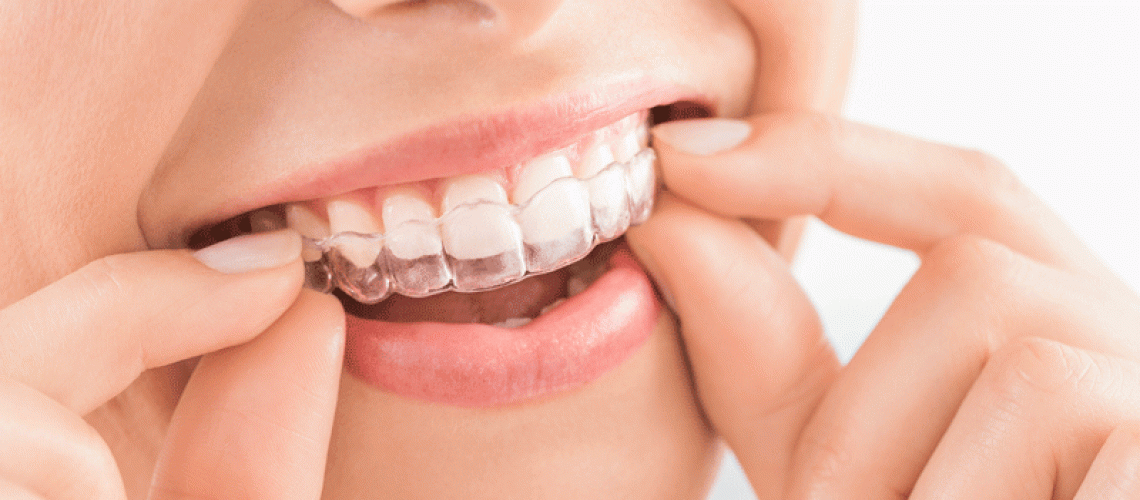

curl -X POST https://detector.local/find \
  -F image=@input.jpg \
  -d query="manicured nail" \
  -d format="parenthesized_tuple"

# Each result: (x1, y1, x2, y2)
(193, 230, 302, 274)
(652, 118, 752, 156)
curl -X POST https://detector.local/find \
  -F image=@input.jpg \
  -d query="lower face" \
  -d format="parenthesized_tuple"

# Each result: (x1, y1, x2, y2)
(2, 0, 758, 497)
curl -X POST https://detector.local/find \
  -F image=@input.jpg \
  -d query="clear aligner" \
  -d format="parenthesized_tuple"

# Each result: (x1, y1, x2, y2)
(301, 148, 658, 303)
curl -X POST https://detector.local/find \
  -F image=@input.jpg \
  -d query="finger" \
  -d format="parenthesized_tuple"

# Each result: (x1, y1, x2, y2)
(785, 236, 1140, 499)
(150, 291, 345, 500)
(729, 0, 857, 113)
(626, 193, 839, 499)
(910, 339, 1140, 500)
(0, 380, 126, 500)
(725, 0, 857, 255)
(650, 113, 1103, 274)
(1074, 422, 1140, 500)
(0, 230, 304, 413)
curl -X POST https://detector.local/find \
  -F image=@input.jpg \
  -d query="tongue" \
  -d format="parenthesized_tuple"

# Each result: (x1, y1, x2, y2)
(342, 268, 570, 324)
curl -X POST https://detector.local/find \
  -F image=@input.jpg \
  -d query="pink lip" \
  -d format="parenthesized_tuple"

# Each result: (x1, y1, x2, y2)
(203, 77, 704, 239)
(345, 246, 661, 407)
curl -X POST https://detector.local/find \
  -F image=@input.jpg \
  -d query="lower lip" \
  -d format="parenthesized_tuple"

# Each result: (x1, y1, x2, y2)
(344, 244, 661, 407)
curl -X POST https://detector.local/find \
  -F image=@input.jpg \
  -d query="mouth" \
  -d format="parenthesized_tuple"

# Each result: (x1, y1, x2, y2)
(185, 82, 713, 407)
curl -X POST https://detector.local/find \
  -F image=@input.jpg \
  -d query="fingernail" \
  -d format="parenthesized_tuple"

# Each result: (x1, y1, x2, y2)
(652, 118, 751, 156)
(193, 230, 302, 274)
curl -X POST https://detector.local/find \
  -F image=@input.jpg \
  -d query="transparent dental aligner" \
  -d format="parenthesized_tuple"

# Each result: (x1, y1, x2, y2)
(301, 148, 658, 303)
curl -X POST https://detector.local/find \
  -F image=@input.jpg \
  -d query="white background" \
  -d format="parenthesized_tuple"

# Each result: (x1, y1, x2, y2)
(709, 2, 1139, 498)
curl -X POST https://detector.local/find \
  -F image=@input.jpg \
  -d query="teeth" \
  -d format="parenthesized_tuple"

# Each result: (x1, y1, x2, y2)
(576, 143, 615, 179)
(327, 197, 382, 267)
(326, 197, 389, 303)
(540, 297, 566, 316)
(380, 189, 450, 297)
(288, 112, 656, 302)
(625, 149, 658, 225)
(611, 130, 641, 164)
(493, 317, 532, 329)
(286, 204, 331, 262)
(515, 178, 592, 273)
(587, 163, 631, 241)
(249, 209, 285, 233)
(511, 151, 573, 204)
(441, 174, 508, 213)
(441, 204, 525, 291)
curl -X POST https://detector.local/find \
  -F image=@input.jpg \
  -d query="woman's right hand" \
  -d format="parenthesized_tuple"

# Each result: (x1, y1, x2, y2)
(0, 230, 345, 499)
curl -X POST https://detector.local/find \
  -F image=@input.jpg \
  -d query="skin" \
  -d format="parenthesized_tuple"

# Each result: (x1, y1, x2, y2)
(2, 1, 1137, 500)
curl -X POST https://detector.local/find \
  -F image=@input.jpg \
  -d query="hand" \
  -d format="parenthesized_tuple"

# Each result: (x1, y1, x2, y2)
(627, 113, 1140, 499)
(0, 231, 345, 499)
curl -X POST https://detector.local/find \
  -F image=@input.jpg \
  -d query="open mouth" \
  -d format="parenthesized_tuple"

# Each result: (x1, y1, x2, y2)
(186, 98, 712, 407)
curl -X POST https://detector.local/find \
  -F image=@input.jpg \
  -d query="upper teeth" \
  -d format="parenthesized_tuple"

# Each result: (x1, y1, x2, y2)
(274, 111, 656, 303)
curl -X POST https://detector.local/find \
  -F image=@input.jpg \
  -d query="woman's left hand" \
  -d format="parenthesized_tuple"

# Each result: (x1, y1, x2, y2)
(627, 113, 1140, 499)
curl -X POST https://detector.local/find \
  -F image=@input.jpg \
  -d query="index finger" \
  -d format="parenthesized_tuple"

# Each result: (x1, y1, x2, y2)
(651, 113, 1104, 274)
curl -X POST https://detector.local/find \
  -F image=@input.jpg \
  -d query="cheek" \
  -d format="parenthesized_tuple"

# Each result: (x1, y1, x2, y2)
(324, 311, 721, 499)
(0, 1, 249, 301)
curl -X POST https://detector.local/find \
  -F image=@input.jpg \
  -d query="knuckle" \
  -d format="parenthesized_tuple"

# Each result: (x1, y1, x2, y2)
(988, 337, 1096, 401)
(75, 255, 133, 300)
(963, 149, 1022, 196)
(960, 148, 1032, 213)
(923, 235, 1024, 300)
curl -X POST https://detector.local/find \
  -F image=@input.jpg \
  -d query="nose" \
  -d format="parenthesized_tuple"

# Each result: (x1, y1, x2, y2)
(328, 0, 565, 41)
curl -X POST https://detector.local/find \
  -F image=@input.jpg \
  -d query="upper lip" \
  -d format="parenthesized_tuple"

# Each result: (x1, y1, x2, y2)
(174, 77, 708, 247)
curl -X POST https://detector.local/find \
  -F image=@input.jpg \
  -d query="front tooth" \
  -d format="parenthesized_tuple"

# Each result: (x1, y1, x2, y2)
(511, 152, 573, 205)
(516, 177, 593, 274)
(440, 174, 508, 214)
(379, 189, 451, 296)
(327, 197, 383, 267)
(440, 203, 525, 292)
(576, 143, 615, 179)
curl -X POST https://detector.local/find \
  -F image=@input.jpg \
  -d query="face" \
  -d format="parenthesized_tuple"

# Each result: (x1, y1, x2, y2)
(0, 0, 757, 497)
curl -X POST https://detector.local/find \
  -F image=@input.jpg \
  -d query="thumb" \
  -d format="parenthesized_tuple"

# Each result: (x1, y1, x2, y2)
(626, 194, 837, 498)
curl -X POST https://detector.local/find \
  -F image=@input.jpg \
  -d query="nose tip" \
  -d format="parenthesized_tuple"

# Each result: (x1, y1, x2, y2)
(330, 0, 563, 41)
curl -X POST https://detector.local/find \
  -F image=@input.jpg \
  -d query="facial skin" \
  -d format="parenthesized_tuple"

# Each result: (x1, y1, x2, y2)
(0, 1, 766, 497)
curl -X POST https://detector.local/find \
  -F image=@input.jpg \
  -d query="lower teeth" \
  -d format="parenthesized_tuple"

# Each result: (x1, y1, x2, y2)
(301, 148, 656, 304)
